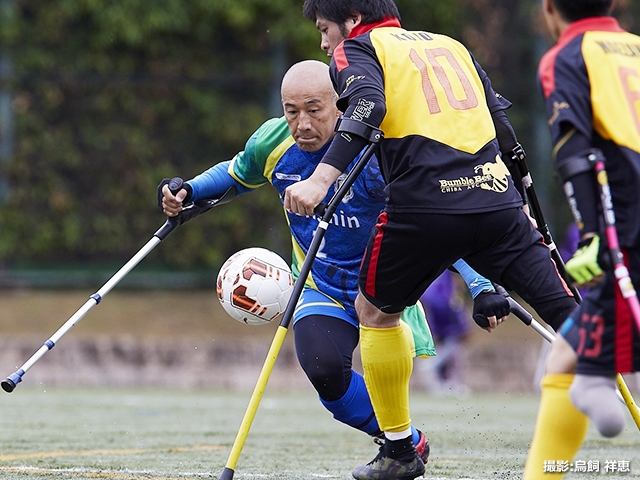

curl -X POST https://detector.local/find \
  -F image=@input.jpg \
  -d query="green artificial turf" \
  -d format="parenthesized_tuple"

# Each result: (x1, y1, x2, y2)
(0, 388, 639, 479)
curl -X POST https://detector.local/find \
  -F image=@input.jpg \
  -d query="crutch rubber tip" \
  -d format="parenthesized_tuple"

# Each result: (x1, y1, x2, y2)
(1, 378, 16, 393)
(219, 467, 235, 480)
(1, 370, 23, 393)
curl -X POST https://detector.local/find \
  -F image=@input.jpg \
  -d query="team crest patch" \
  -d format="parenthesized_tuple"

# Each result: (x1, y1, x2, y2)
(335, 173, 354, 203)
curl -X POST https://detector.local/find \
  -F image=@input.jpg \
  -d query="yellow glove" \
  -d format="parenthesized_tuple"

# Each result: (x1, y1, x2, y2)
(565, 235, 604, 285)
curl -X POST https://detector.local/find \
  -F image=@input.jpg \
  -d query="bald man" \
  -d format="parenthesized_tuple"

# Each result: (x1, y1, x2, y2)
(159, 60, 498, 463)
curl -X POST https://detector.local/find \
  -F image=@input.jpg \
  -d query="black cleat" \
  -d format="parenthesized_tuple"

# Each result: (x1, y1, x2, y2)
(373, 430, 430, 465)
(353, 441, 425, 480)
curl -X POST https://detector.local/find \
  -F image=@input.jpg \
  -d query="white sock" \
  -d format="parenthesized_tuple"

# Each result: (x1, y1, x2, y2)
(385, 428, 412, 441)
(570, 374, 626, 437)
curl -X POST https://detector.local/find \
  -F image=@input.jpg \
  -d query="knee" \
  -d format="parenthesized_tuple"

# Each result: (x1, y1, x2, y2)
(295, 335, 351, 400)
(304, 360, 351, 401)
(298, 353, 341, 383)
(355, 293, 401, 328)
(545, 336, 577, 374)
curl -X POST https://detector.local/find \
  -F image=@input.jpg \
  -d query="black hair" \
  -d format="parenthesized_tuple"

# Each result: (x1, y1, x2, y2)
(551, 0, 613, 22)
(302, 0, 400, 25)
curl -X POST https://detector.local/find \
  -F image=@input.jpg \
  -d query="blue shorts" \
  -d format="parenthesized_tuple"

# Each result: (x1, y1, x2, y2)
(293, 288, 357, 327)
(293, 288, 436, 357)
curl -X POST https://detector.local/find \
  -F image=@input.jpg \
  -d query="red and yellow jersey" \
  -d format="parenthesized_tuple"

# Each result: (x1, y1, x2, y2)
(329, 21, 522, 214)
(538, 16, 640, 246)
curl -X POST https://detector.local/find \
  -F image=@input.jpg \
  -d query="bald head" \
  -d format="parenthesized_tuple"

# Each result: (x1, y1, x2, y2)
(281, 60, 336, 101)
(281, 60, 340, 152)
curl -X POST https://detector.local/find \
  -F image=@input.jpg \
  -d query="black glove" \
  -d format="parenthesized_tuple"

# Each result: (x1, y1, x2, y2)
(156, 177, 192, 211)
(472, 290, 510, 328)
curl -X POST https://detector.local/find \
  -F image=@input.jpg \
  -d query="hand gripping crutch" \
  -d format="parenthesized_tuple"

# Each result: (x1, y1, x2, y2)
(1, 179, 236, 393)
(494, 283, 640, 430)
(510, 145, 583, 302)
(219, 118, 383, 480)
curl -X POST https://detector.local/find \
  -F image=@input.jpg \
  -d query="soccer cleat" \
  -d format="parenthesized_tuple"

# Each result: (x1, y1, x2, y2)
(352, 443, 425, 480)
(373, 430, 430, 465)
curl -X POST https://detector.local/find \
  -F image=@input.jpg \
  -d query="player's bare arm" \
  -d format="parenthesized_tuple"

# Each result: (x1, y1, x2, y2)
(284, 163, 342, 216)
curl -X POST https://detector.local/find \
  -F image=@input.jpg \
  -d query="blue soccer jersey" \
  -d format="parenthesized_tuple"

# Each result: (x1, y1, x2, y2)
(226, 117, 387, 320)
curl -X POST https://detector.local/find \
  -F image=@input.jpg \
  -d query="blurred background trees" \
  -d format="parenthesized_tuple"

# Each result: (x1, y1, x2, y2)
(0, 0, 637, 285)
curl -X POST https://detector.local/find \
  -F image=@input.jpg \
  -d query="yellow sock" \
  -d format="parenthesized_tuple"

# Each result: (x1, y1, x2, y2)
(523, 373, 588, 479)
(360, 324, 413, 433)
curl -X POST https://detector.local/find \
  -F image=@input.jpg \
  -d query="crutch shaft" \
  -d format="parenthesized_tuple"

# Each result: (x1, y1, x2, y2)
(592, 157, 640, 334)
(515, 153, 583, 302)
(221, 325, 288, 478)
(2, 179, 226, 393)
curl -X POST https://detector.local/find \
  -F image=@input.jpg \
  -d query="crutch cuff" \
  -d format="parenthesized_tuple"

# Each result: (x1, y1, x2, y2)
(556, 148, 604, 182)
(335, 116, 383, 144)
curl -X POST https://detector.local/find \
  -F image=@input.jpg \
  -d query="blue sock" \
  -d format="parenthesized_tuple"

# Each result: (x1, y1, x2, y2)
(411, 426, 419, 445)
(320, 372, 421, 444)
(320, 372, 379, 435)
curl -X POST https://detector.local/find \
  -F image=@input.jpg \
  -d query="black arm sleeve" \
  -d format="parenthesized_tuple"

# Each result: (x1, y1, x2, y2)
(490, 109, 524, 199)
(555, 122, 600, 235)
(492, 109, 519, 155)
(324, 37, 386, 172)
(321, 132, 371, 172)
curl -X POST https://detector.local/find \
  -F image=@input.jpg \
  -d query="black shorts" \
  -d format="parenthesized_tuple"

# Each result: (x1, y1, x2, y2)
(572, 246, 640, 376)
(359, 207, 573, 314)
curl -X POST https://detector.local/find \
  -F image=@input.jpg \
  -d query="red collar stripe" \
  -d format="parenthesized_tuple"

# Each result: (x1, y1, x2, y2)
(348, 16, 401, 39)
(335, 17, 401, 73)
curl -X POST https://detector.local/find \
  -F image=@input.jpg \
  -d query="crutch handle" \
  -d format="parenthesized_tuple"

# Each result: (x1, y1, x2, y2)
(168, 176, 185, 195)
(493, 283, 533, 326)
(314, 202, 327, 216)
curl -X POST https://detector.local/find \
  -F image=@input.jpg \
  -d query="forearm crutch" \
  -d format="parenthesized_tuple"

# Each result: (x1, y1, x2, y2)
(510, 145, 583, 302)
(494, 283, 640, 431)
(590, 151, 640, 334)
(1, 180, 236, 393)
(219, 118, 383, 480)
(509, 147, 640, 427)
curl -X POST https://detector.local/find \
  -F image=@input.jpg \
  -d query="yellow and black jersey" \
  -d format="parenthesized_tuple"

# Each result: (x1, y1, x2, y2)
(538, 16, 640, 247)
(324, 19, 523, 214)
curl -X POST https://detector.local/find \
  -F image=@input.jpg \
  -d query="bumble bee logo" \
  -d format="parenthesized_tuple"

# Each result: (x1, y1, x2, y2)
(335, 173, 354, 203)
(439, 155, 511, 193)
(474, 155, 511, 193)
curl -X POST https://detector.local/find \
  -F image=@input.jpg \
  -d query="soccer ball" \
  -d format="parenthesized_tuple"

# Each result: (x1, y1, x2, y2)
(216, 247, 294, 325)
